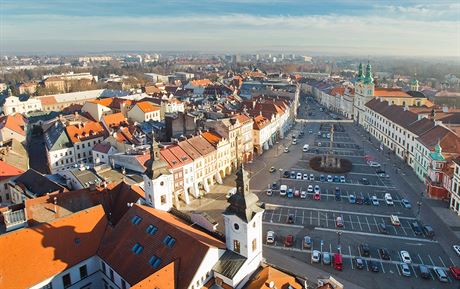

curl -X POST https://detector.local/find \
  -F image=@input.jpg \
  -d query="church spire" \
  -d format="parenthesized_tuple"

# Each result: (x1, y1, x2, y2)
(144, 130, 169, 179)
(356, 63, 364, 82)
(364, 61, 374, 84)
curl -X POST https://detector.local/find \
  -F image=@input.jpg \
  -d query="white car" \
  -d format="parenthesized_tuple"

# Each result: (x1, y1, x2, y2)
(266, 231, 275, 244)
(314, 185, 320, 194)
(400, 251, 412, 264)
(368, 161, 381, 168)
(311, 250, 321, 263)
(303, 173, 309, 180)
(300, 190, 307, 199)
(307, 185, 314, 193)
(401, 263, 411, 277)
(296, 173, 302, 180)
(309, 174, 314, 181)
(327, 175, 333, 182)
(453, 245, 460, 256)
(371, 196, 379, 206)
(340, 176, 346, 183)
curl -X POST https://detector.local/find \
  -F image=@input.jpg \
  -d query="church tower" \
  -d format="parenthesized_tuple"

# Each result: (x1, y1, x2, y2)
(223, 164, 264, 261)
(142, 132, 174, 211)
(410, 74, 420, 91)
(362, 62, 375, 98)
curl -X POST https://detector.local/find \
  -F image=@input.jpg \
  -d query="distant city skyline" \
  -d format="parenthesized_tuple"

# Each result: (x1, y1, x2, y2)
(1, 0, 459, 56)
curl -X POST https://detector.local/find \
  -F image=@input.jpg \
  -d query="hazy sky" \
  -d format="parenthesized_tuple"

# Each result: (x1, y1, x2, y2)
(1, 0, 459, 56)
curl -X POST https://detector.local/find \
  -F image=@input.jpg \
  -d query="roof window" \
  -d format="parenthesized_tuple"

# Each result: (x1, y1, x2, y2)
(163, 235, 176, 248)
(132, 243, 143, 254)
(149, 255, 162, 269)
(146, 224, 158, 235)
(131, 215, 142, 225)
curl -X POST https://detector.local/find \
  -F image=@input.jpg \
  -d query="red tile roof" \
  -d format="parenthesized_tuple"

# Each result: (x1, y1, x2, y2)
(0, 205, 108, 289)
(253, 115, 270, 130)
(98, 204, 225, 288)
(186, 135, 216, 156)
(65, 121, 106, 143)
(374, 88, 411, 98)
(244, 265, 303, 289)
(93, 143, 113, 154)
(135, 101, 161, 113)
(190, 79, 212, 87)
(39, 96, 58, 105)
(202, 131, 223, 147)
(102, 112, 127, 128)
(0, 113, 27, 136)
(0, 160, 24, 181)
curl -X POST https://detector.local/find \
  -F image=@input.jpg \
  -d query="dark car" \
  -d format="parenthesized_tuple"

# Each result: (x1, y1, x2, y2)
(335, 187, 341, 201)
(354, 258, 365, 269)
(320, 175, 326, 182)
(369, 260, 380, 272)
(356, 196, 364, 205)
(379, 248, 390, 260)
(333, 176, 340, 182)
(359, 243, 370, 257)
(419, 265, 430, 279)
(283, 171, 290, 178)
(423, 225, 435, 238)
(271, 182, 278, 190)
(364, 196, 371, 205)
(411, 222, 422, 235)
(360, 178, 370, 185)
(287, 214, 294, 224)
(379, 223, 388, 234)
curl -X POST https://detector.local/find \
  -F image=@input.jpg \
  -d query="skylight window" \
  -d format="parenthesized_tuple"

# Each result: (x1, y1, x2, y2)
(149, 255, 162, 269)
(146, 224, 158, 235)
(132, 243, 143, 254)
(131, 215, 142, 225)
(163, 235, 176, 248)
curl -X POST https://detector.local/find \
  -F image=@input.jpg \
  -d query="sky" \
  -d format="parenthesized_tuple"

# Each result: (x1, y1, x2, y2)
(1, 0, 459, 56)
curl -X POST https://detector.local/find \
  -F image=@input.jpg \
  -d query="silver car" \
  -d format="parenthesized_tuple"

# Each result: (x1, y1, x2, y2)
(322, 252, 331, 265)
(311, 250, 321, 263)
(400, 263, 411, 277)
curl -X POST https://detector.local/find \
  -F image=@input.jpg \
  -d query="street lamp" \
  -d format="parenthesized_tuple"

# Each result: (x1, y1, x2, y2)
(337, 231, 342, 253)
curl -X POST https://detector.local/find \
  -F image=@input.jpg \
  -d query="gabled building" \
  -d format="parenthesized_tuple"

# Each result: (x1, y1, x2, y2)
(451, 159, 460, 215)
(1, 89, 42, 115)
(0, 113, 28, 143)
(65, 121, 107, 164)
(0, 160, 23, 206)
(128, 101, 161, 123)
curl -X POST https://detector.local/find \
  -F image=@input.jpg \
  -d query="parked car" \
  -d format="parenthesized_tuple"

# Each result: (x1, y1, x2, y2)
(401, 263, 411, 277)
(369, 260, 379, 272)
(307, 185, 314, 193)
(294, 190, 300, 197)
(271, 182, 278, 190)
(433, 267, 448, 283)
(410, 222, 422, 235)
(401, 198, 412, 208)
(378, 223, 388, 234)
(419, 265, 430, 279)
(390, 215, 401, 226)
(423, 225, 435, 238)
(323, 252, 331, 265)
(314, 192, 321, 200)
(333, 253, 343, 271)
(266, 189, 273, 196)
(311, 250, 321, 263)
(340, 176, 346, 183)
(335, 187, 341, 201)
(364, 196, 371, 205)
(360, 178, 370, 185)
(303, 173, 309, 180)
(378, 248, 390, 260)
(269, 166, 276, 173)
(280, 185, 287, 196)
(453, 245, 460, 256)
(449, 266, 460, 280)
(284, 235, 294, 247)
(368, 161, 381, 168)
(266, 231, 275, 244)
(302, 144, 309, 152)
(400, 251, 412, 263)
(327, 175, 333, 182)
(333, 176, 340, 182)
(384, 193, 394, 206)
(349, 194, 356, 204)
(356, 195, 364, 205)
(303, 236, 312, 249)
(320, 175, 326, 182)
(300, 190, 307, 199)
(314, 185, 320, 193)
(309, 174, 315, 181)
(296, 172, 302, 180)
(354, 258, 365, 269)
(284, 147, 290, 153)
(336, 216, 344, 227)
(309, 129, 313, 134)
(371, 196, 379, 206)
(287, 189, 294, 198)
(290, 171, 296, 179)
(360, 243, 370, 257)
(283, 171, 290, 178)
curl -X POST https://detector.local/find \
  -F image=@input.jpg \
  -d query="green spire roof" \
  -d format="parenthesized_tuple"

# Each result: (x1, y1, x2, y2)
(364, 62, 374, 84)
(356, 63, 364, 82)
(430, 142, 445, 161)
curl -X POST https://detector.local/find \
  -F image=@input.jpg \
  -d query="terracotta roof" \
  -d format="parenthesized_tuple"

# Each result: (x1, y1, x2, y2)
(160, 148, 182, 169)
(186, 135, 216, 156)
(406, 117, 435, 136)
(244, 265, 303, 289)
(417, 126, 460, 153)
(0, 160, 24, 181)
(190, 79, 212, 87)
(102, 112, 127, 128)
(365, 98, 419, 130)
(234, 114, 252, 124)
(98, 204, 225, 288)
(65, 121, 106, 143)
(0, 205, 108, 289)
(177, 140, 202, 160)
(131, 261, 178, 289)
(39, 96, 58, 105)
(202, 131, 223, 147)
(374, 88, 411, 98)
(0, 113, 27, 136)
(253, 115, 270, 130)
(109, 98, 133, 110)
(93, 143, 113, 154)
(144, 85, 162, 95)
(331, 86, 346, 96)
(168, 145, 193, 165)
(91, 98, 113, 107)
(135, 101, 161, 113)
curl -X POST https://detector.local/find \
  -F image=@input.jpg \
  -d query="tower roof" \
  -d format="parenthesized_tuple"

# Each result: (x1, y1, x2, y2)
(356, 63, 364, 82)
(224, 164, 263, 222)
(364, 62, 374, 84)
(144, 132, 170, 179)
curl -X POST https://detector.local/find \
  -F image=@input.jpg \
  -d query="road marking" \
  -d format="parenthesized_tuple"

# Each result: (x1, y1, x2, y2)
(349, 215, 354, 230)
(417, 254, 424, 264)
(357, 215, 363, 231)
(349, 246, 354, 269)
(449, 257, 456, 267)
(302, 210, 304, 225)
(314, 227, 439, 243)
(380, 261, 386, 273)
(278, 209, 282, 222)
(439, 256, 447, 268)
(263, 221, 304, 228)
(428, 254, 435, 266)
(265, 203, 417, 220)
(309, 211, 312, 225)
(412, 264, 418, 278)
(317, 211, 320, 227)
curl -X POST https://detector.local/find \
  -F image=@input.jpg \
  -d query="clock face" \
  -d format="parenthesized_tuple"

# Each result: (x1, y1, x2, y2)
(233, 223, 239, 231)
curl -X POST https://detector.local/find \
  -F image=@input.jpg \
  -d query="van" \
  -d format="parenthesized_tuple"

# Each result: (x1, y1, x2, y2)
(384, 193, 394, 205)
(390, 215, 400, 226)
(333, 253, 343, 271)
(280, 185, 287, 196)
(303, 144, 309, 152)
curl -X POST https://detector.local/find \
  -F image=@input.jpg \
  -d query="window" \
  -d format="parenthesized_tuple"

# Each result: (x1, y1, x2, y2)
(40, 283, 53, 289)
(121, 280, 127, 289)
(160, 195, 167, 205)
(132, 242, 144, 254)
(132, 215, 142, 225)
(101, 261, 107, 274)
(146, 224, 158, 235)
(62, 273, 71, 288)
(149, 255, 162, 269)
(233, 240, 240, 253)
(109, 269, 114, 281)
(252, 238, 257, 252)
(163, 235, 176, 247)
(79, 265, 88, 279)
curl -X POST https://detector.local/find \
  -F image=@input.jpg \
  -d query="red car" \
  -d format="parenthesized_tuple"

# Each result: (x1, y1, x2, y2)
(449, 266, 460, 280)
(314, 192, 321, 200)
(294, 190, 300, 197)
(284, 235, 294, 247)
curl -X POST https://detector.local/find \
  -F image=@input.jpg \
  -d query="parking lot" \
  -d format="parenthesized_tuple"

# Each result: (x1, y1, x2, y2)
(258, 115, 458, 288)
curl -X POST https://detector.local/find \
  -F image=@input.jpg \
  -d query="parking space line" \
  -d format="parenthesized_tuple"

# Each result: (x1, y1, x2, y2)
(302, 210, 304, 225)
(349, 215, 354, 230)
(357, 215, 363, 231)
(278, 208, 282, 222)
(365, 216, 372, 231)
(317, 211, 320, 227)
(380, 261, 385, 273)
(309, 211, 312, 225)
(314, 227, 438, 242)
(428, 255, 435, 266)
(349, 246, 354, 269)
(417, 254, 424, 264)
(365, 260, 369, 271)
(373, 217, 379, 231)
(449, 257, 456, 267)
(439, 256, 447, 268)
(400, 223, 408, 236)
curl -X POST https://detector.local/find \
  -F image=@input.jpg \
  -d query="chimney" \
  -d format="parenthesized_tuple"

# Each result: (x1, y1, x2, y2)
(53, 196, 58, 214)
